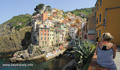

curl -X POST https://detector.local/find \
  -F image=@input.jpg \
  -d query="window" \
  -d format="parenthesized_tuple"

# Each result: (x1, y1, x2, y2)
(95, 12, 96, 17)
(100, 0, 102, 7)
(44, 41, 46, 44)
(44, 25, 47, 28)
(44, 37, 46, 40)
(41, 37, 43, 40)
(99, 30, 101, 37)
(96, 3, 98, 10)
(103, 18, 106, 26)
(96, 18, 98, 24)
(97, 31, 99, 37)
(99, 14, 101, 23)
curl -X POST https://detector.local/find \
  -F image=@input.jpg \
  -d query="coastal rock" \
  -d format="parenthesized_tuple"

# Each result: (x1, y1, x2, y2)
(0, 26, 32, 53)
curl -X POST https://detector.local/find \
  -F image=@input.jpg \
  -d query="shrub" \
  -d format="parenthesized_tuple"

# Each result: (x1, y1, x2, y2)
(72, 40, 96, 67)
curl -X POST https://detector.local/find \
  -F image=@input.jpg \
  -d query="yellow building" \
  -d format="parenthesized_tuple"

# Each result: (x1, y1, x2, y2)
(96, 0, 120, 46)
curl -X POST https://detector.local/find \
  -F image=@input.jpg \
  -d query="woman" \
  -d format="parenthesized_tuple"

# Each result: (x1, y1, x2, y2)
(96, 33, 117, 70)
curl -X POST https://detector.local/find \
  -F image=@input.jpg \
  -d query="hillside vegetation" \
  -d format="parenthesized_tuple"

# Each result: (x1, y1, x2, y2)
(0, 14, 32, 35)
(70, 8, 93, 18)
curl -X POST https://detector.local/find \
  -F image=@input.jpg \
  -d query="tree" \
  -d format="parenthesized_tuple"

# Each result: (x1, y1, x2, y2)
(34, 4, 52, 15)
(46, 5, 52, 12)
(32, 12, 38, 16)
(34, 4, 45, 13)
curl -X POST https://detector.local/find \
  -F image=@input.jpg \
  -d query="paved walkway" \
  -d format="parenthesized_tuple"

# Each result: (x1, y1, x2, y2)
(114, 51, 120, 69)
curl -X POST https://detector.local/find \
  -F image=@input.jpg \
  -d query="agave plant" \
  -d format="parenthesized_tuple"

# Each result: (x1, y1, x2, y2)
(72, 40, 96, 65)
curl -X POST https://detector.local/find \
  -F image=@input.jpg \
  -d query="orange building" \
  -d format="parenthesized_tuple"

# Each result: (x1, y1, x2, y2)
(39, 27, 49, 47)
(42, 12, 48, 21)
(96, 0, 120, 46)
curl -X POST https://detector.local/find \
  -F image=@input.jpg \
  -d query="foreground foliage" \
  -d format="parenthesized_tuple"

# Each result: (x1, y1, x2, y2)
(72, 40, 96, 68)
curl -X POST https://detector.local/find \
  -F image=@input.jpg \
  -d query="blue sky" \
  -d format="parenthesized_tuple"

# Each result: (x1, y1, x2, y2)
(0, 0, 97, 24)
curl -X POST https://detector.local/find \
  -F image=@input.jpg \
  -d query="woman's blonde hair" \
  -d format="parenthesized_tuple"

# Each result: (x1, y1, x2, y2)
(102, 32, 113, 41)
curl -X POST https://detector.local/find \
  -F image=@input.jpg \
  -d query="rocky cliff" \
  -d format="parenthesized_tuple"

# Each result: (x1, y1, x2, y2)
(0, 26, 32, 53)
(0, 14, 32, 53)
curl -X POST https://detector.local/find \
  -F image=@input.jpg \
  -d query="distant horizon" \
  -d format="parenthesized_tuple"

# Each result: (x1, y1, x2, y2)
(0, 0, 97, 24)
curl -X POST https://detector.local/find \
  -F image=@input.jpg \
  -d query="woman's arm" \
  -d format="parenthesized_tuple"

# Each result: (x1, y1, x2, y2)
(112, 44, 117, 59)
(95, 42, 99, 55)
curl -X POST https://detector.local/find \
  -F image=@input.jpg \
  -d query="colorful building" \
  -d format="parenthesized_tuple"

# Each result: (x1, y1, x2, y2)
(42, 12, 48, 21)
(39, 25, 50, 47)
(69, 25, 78, 40)
(96, 0, 120, 46)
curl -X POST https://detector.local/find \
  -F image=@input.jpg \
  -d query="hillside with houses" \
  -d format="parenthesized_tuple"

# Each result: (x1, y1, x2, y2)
(0, 4, 89, 54)
(0, 4, 96, 70)
(9, 4, 88, 62)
